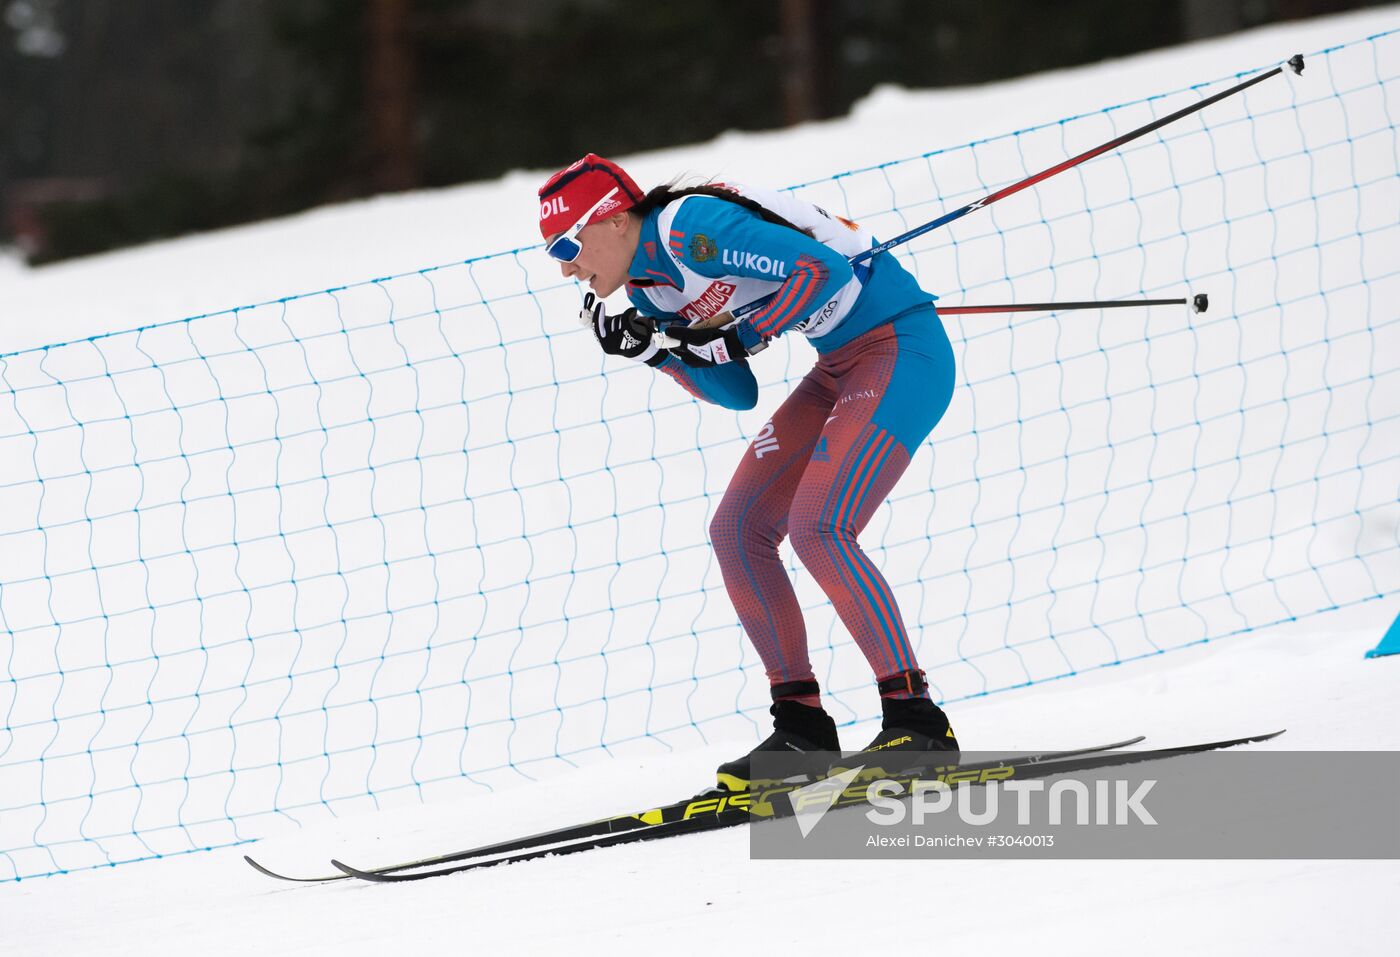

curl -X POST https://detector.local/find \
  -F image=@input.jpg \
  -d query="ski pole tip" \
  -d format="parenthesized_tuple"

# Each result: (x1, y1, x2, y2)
(1192, 293, 1209, 314)
(1287, 54, 1305, 76)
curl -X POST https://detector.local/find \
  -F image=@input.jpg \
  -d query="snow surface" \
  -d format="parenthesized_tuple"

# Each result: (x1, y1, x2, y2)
(6, 603, 1398, 956)
(3, 5, 1399, 954)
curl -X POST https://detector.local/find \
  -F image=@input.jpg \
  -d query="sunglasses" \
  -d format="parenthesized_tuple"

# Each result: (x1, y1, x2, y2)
(544, 187, 621, 263)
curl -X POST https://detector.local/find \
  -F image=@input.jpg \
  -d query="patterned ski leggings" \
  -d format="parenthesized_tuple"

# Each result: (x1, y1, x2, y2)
(709, 307, 956, 700)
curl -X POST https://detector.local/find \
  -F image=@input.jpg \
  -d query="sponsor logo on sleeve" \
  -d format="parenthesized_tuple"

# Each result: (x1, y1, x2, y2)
(721, 249, 788, 278)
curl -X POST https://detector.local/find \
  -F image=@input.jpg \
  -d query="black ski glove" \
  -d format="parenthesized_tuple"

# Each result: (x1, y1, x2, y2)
(580, 292, 664, 366)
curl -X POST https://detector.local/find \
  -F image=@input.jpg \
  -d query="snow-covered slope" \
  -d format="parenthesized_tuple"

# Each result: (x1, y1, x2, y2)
(7, 604, 1398, 956)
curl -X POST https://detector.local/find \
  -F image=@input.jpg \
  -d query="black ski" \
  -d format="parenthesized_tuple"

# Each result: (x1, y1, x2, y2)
(243, 734, 1144, 883)
(330, 730, 1283, 883)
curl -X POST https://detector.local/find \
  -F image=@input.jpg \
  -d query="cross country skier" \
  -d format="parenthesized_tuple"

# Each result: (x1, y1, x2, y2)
(538, 154, 960, 791)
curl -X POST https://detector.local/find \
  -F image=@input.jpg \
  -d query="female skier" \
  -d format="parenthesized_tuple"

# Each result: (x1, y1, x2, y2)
(538, 154, 959, 791)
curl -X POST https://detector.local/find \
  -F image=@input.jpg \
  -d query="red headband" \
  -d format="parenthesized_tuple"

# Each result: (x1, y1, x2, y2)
(538, 153, 644, 239)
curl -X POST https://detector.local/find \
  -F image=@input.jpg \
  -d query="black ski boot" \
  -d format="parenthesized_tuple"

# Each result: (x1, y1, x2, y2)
(715, 681, 840, 792)
(831, 670, 959, 779)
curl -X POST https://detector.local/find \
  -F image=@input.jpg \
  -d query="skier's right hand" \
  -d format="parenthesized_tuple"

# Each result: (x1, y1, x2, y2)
(580, 293, 663, 365)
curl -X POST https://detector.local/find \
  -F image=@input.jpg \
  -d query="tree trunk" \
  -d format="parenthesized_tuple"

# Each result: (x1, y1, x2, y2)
(365, 0, 420, 193)
(780, 0, 836, 125)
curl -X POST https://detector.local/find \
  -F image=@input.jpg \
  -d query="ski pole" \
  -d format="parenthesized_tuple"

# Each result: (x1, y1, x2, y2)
(654, 293, 1209, 349)
(850, 54, 1305, 266)
(938, 293, 1209, 315)
(663, 56, 1299, 347)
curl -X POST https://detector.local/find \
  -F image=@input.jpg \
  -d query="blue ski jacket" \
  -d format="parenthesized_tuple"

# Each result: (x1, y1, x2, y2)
(624, 185, 939, 410)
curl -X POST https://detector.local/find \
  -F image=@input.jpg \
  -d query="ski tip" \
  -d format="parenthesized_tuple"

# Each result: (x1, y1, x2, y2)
(244, 854, 347, 883)
(329, 858, 384, 882)
(244, 854, 282, 879)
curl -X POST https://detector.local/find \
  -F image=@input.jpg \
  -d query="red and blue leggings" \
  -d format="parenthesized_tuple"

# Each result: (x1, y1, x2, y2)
(709, 307, 956, 703)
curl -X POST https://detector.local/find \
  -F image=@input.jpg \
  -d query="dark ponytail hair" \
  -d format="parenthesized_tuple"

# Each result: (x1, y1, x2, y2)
(630, 182, 814, 239)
